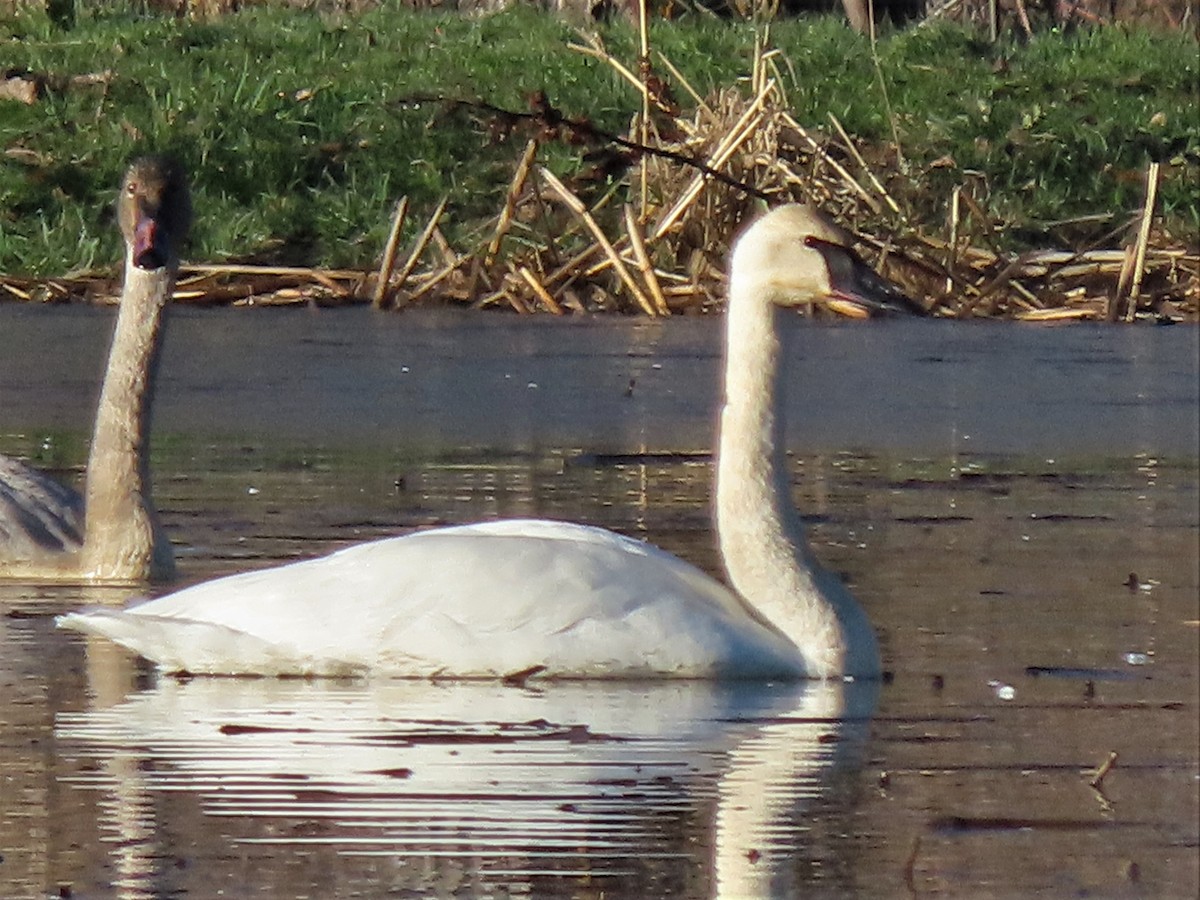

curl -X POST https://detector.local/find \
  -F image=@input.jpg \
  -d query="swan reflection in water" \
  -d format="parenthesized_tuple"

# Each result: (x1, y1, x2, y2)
(58, 650, 878, 898)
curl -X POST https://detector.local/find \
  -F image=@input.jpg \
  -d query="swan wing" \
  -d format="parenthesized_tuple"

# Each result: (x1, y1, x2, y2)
(58, 519, 803, 679)
(0, 455, 84, 560)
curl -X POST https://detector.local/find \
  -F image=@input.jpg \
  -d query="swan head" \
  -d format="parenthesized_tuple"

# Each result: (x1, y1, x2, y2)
(731, 204, 920, 317)
(118, 156, 192, 272)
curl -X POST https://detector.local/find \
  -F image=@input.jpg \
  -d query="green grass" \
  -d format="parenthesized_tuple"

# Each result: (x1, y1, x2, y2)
(0, 3, 1196, 276)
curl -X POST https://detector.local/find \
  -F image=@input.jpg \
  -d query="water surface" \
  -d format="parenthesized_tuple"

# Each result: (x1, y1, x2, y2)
(1, 310, 1197, 898)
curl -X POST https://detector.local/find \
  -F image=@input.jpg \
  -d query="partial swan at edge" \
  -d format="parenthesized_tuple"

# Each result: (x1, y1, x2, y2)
(1, 157, 190, 583)
(58, 204, 913, 679)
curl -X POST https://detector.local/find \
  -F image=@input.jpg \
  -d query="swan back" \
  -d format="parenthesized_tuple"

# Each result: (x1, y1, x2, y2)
(0, 456, 84, 558)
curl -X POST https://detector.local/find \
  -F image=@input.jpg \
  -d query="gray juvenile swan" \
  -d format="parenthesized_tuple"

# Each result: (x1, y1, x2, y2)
(59, 204, 911, 678)
(1, 157, 190, 583)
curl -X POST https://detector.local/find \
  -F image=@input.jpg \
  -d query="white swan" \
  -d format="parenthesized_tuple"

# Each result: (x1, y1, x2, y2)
(1, 157, 190, 583)
(58, 204, 909, 679)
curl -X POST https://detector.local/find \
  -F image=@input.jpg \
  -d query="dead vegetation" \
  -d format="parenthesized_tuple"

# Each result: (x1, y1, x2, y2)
(1, 29, 1195, 321)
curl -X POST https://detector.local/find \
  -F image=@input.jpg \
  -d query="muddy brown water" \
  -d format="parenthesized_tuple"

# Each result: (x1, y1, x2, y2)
(0, 308, 1197, 898)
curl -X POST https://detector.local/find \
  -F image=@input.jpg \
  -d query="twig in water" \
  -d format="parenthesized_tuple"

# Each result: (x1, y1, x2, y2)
(903, 834, 921, 894)
(1089, 750, 1119, 789)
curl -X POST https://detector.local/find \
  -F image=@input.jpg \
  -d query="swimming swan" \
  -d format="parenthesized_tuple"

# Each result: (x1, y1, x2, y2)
(1, 157, 190, 583)
(59, 204, 912, 679)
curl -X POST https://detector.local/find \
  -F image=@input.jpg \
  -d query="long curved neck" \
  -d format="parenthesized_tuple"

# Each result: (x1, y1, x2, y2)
(715, 284, 872, 678)
(80, 256, 175, 582)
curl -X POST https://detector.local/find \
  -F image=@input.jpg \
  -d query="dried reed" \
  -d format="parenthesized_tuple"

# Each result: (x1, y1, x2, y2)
(4, 37, 1195, 322)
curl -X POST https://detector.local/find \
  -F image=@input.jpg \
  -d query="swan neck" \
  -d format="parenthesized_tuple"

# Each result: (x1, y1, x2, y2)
(716, 284, 865, 678)
(81, 258, 175, 581)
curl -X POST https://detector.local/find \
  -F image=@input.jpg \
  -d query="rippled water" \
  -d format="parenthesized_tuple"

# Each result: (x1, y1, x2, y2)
(0, 310, 1197, 898)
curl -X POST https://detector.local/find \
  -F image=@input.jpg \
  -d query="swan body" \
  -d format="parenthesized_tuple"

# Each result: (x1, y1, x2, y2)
(1, 157, 190, 583)
(60, 520, 806, 679)
(60, 203, 908, 679)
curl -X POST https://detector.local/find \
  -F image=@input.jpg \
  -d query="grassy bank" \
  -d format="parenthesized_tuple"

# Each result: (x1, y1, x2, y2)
(0, 3, 1196, 316)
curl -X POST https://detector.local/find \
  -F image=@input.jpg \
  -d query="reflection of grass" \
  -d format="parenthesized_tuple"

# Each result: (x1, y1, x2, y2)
(4, 429, 1194, 585)
(7, 430, 1188, 504)
(825, 449, 1200, 484)
(0, 429, 90, 478)
(1, 6, 1196, 277)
